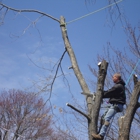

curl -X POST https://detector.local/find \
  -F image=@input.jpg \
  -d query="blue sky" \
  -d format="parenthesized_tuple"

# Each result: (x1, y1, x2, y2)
(0, 0, 140, 138)
(0, 0, 139, 103)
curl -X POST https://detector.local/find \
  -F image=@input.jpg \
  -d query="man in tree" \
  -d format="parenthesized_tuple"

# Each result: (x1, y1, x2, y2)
(92, 73, 126, 140)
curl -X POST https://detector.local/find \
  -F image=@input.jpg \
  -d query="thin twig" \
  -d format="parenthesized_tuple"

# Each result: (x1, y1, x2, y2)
(44, 49, 67, 104)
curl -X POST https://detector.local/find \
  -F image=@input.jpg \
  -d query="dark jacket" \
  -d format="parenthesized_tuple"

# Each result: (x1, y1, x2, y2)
(103, 79, 126, 105)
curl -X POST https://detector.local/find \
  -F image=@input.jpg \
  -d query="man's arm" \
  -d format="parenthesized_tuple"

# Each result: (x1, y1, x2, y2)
(103, 84, 121, 98)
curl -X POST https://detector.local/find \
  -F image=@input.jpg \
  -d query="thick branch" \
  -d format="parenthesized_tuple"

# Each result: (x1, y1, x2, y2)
(60, 17, 89, 91)
(0, 3, 60, 23)
(66, 103, 91, 121)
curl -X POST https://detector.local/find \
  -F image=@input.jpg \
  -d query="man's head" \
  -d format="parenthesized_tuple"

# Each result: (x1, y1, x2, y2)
(112, 73, 121, 83)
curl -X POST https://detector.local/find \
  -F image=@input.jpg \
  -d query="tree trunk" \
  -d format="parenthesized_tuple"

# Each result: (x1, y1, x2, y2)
(60, 16, 93, 140)
(118, 81, 140, 140)
(92, 61, 108, 133)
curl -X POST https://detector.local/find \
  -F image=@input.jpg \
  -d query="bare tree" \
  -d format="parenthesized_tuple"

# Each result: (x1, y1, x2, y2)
(0, 89, 59, 140)
(0, 1, 139, 140)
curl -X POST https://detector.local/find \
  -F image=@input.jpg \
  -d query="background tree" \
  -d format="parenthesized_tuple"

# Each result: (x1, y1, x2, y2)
(0, 89, 69, 140)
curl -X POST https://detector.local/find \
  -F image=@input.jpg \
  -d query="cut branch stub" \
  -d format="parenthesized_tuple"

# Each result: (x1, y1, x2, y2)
(133, 74, 138, 85)
(66, 103, 91, 121)
(81, 92, 93, 97)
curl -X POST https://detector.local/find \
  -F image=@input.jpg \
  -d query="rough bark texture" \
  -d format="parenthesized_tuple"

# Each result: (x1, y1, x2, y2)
(118, 81, 140, 140)
(92, 61, 108, 134)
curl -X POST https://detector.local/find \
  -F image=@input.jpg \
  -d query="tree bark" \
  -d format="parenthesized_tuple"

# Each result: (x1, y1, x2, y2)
(92, 61, 108, 133)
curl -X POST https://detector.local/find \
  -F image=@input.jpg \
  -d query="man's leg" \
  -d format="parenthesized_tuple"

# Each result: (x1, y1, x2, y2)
(92, 106, 113, 139)
(99, 105, 117, 137)
(92, 104, 123, 139)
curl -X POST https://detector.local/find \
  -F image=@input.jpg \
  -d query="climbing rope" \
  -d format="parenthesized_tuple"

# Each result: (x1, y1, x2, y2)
(66, 0, 123, 25)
